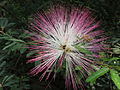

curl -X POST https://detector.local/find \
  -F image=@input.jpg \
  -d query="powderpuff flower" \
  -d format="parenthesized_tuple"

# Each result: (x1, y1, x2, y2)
(27, 5, 107, 90)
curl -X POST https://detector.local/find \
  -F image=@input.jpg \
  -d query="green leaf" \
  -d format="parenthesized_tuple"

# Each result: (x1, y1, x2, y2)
(0, 87, 3, 90)
(0, 70, 5, 76)
(0, 18, 15, 30)
(22, 77, 29, 82)
(2, 76, 9, 85)
(2, 42, 16, 50)
(0, 61, 6, 68)
(112, 48, 120, 54)
(19, 46, 27, 54)
(26, 51, 36, 57)
(23, 84, 30, 89)
(6, 23, 15, 28)
(86, 67, 109, 83)
(35, 61, 41, 66)
(0, 1, 7, 6)
(75, 66, 82, 70)
(74, 44, 92, 55)
(103, 57, 120, 61)
(8, 38, 25, 43)
(99, 52, 106, 57)
(11, 43, 22, 51)
(0, 18, 8, 29)
(110, 69, 120, 89)
(4, 81, 16, 87)
(0, 55, 6, 61)
(2, 75, 14, 85)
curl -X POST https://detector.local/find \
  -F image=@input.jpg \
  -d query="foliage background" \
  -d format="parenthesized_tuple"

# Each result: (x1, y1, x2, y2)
(0, 0, 120, 90)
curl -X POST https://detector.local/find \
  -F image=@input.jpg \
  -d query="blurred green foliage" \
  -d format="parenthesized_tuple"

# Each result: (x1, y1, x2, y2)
(0, 0, 120, 90)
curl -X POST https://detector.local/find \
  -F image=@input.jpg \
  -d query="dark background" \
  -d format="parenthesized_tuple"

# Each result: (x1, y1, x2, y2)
(0, 0, 120, 90)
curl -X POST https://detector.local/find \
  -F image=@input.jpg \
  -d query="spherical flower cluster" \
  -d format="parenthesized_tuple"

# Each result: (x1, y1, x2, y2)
(27, 5, 107, 90)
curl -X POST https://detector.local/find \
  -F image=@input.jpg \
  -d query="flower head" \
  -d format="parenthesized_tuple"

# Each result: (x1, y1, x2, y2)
(27, 5, 107, 90)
